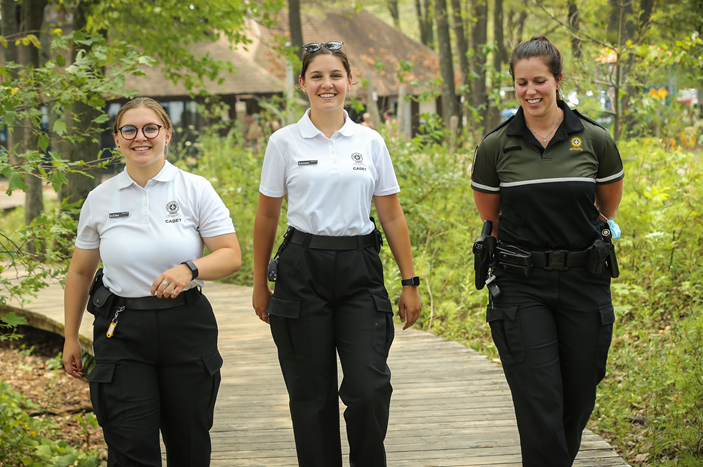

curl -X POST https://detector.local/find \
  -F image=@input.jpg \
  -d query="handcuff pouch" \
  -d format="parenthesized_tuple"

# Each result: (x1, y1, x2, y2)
(370, 216, 384, 253)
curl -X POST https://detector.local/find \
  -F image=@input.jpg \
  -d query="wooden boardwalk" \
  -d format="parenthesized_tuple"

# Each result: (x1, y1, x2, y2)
(1, 279, 630, 467)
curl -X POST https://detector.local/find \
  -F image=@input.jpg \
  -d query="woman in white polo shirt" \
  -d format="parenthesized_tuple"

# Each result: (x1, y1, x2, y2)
(252, 41, 421, 467)
(62, 97, 241, 467)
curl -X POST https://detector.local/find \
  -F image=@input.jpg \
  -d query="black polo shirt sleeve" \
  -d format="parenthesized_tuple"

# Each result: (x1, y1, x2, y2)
(471, 137, 501, 194)
(596, 128, 625, 184)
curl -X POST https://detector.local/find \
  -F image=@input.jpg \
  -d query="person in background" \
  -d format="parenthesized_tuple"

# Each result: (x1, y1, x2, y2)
(471, 36, 624, 467)
(63, 97, 241, 467)
(252, 40, 421, 467)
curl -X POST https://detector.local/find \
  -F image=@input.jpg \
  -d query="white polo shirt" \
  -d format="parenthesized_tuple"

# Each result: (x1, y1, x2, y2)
(260, 110, 400, 236)
(76, 161, 235, 297)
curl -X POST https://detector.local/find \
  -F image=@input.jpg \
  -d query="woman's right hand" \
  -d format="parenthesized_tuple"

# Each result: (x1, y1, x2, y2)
(252, 284, 273, 324)
(62, 338, 84, 378)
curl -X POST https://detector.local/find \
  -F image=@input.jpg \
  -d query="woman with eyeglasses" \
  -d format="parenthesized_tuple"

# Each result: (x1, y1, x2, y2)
(252, 41, 421, 467)
(62, 97, 241, 466)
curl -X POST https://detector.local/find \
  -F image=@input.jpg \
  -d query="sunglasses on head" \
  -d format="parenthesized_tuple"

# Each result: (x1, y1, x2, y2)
(302, 41, 344, 53)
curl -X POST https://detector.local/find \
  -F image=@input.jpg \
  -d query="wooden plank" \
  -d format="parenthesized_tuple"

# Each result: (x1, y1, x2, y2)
(11, 280, 630, 467)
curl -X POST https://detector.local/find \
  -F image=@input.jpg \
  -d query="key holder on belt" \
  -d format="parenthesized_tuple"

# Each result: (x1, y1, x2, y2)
(268, 227, 293, 282)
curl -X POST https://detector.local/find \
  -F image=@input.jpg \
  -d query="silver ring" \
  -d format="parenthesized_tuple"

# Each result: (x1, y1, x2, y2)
(162, 280, 169, 286)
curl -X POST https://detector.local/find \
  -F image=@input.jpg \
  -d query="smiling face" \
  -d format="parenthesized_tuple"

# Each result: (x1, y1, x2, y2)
(113, 106, 172, 172)
(513, 57, 562, 121)
(299, 53, 352, 117)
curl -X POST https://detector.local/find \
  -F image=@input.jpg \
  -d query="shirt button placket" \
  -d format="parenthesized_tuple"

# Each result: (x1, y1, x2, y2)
(142, 189, 148, 225)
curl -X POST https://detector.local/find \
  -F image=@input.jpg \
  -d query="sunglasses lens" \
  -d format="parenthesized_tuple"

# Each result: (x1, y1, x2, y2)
(302, 43, 321, 53)
(324, 41, 343, 50)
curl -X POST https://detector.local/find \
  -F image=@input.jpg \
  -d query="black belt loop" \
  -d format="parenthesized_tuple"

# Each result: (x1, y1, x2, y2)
(357, 235, 364, 250)
(302, 233, 312, 248)
(183, 287, 201, 307)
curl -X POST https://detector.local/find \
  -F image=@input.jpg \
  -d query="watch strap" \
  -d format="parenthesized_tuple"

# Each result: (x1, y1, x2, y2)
(181, 260, 199, 280)
(401, 276, 420, 286)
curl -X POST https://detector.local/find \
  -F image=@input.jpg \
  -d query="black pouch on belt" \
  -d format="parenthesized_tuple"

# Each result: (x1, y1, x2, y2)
(586, 239, 612, 274)
(86, 268, 115, 316)
(370, 216, 384, 253)
(496, 245, 532, 277)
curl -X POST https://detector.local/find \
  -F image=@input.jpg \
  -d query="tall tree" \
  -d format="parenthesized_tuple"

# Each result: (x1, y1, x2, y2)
(388, 0, 400, 29)
(450, 0, 469, 122)
(435, 0, 459, 130)
(60, 0, 103, 209)
(20, 0, 49, 237)
(486, 0, 508, 129)
(1, 0, 20, 165)
(415, 0, 434, 47)
(567, 1, 581, 59)
(289, 0, 303, 62)
(470, 0, 488, 131)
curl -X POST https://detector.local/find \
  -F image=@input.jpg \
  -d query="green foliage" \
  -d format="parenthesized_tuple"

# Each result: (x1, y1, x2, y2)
(0, 312, 28, 342)
(588, 138, 703, 465)
(1, 198, 81, 306)
(0, 383, 102, 466)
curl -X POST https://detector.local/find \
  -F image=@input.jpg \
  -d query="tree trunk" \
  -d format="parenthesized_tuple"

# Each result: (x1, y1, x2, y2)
(485, 0, 506, 129)
(59, 0, 102, 211)
(423, 0, 434, 48)
(288, 0, 303, 63)
(1, 0, 21, 165)
(450, 0, 469, 123)
(415, 0, 428, 45)
(388, 0, 400, 29)
(470, 0, 488, 131)
(435, 0, 459, 130)
(568, 1, 581, 59)
(21, 0, 49, 242)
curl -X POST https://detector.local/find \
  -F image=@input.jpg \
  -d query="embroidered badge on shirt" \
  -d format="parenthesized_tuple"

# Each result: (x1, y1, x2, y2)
(351, 152, 367, 171)
(298, 160, 318, 166)
(109, 212, 130, 218)
(570, 137, 584, 151)
(165, 200, 182, 224)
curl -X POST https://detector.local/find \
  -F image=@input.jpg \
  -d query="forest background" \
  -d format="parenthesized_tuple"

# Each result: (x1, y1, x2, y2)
(0, 0, 702, 466)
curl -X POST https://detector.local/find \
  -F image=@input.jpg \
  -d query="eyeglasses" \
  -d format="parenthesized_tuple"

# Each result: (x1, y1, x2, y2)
(302, 41, 344, 53)
(118, 124, 163, 140)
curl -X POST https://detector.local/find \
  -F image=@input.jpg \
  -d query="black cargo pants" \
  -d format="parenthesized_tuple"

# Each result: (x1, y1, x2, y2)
(88, 291, 223, 467)
(487, 266, 614, 467)
(265, 240, 395, 467)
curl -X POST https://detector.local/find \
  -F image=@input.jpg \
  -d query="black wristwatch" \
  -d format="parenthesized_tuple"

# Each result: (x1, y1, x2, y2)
(401, 276, 420, 287)
(181, 260, 199, 280)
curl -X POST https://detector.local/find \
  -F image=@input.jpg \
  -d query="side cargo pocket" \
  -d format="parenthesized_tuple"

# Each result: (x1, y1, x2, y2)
(486, 305, 525, 365)
(266, 296, 307, 361)
(201, 349, 223, 429)
(87, 362, 122, 428)
(595, 303, 615, 383)
(372, 294, 395, 356)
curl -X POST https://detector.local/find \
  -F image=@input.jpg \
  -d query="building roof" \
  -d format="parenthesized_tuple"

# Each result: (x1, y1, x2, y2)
(124, 9, 440, 99)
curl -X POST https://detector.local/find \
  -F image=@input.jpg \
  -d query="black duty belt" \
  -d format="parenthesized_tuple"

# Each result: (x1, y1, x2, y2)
(289, 229, 375, 250)
(528, 249, 589, 271)
(115, 287, 201, 310)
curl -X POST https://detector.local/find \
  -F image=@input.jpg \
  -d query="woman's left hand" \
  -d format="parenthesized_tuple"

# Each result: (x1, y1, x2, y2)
(398, 286, 421, 330)
(151, 263, 194, 298)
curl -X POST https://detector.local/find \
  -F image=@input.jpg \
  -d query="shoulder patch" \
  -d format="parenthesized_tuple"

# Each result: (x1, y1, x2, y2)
(483, 116, 514, 140)
(572, 109, 606, 130)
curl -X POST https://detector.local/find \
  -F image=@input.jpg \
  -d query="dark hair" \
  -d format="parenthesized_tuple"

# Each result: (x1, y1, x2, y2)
(509, 35, 563, 100)
(299, 44, 352, 83)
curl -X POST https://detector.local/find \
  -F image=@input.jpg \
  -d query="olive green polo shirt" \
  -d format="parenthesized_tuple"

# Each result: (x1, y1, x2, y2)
(471, 101, 624, 251)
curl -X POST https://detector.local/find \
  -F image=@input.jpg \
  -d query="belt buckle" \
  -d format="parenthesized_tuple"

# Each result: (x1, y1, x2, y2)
(545, 250, 568, 271)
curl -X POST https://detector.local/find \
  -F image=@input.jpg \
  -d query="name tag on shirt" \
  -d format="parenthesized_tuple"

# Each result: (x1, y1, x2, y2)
(109, 212, 130, 218)
(298, 160, 318, 166)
